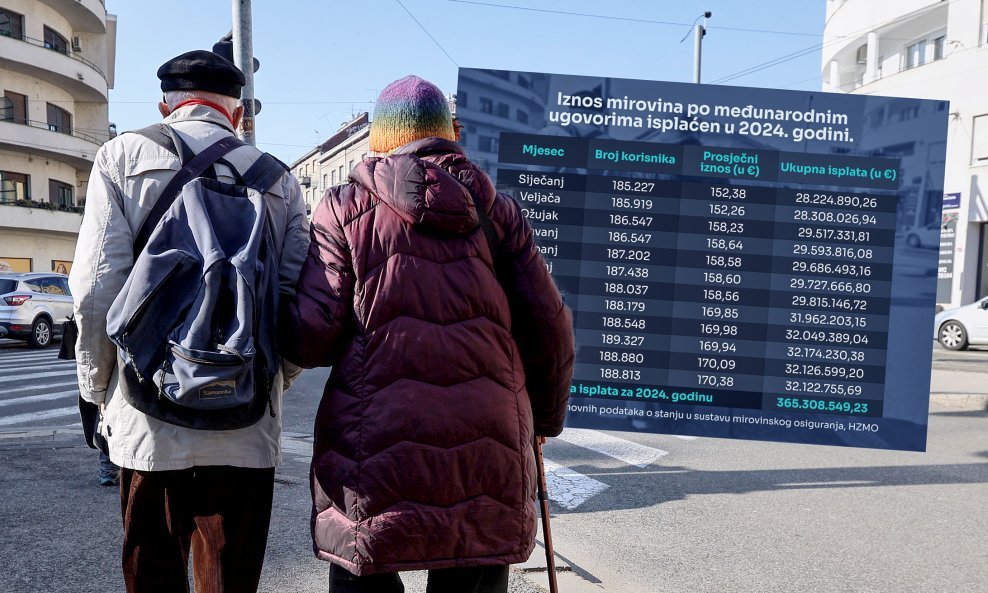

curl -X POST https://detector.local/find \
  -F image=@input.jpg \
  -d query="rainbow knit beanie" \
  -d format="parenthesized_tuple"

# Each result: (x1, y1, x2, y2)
(369, 75, 455, 153)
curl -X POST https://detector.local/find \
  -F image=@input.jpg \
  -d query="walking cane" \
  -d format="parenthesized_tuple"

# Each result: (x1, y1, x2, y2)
(534, 436, 559, 593)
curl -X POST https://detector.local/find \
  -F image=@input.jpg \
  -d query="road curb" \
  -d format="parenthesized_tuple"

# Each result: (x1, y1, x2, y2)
(930, 393, 988, 409)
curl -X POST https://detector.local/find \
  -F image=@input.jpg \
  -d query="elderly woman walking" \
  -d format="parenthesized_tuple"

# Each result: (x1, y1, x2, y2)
(284, 75, 575, 593)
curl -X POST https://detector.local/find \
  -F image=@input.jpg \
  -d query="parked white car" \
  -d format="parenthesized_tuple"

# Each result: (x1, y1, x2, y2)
(903, 222, 941, 249)
(934, 296, 988, 350)
(0, 272, 73, 348)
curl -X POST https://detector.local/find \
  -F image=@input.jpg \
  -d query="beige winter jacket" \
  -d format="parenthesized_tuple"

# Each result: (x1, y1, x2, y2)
(69, 105, 310, 471)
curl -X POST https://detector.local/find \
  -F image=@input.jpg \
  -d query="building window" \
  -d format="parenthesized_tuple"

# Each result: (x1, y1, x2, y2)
(478, 135, 498, 153)
(49, 180, 73, 207)
(331, 169, 336, 185)
(47, 103, 72, 134)
(496, 103, 509, 118)
(43, 26, 69, 54)
(322, 174, 327, 189)
(0, 8, 23, 40)
(1, 91, 27, 124)
(516, 110, 529, 124)
(338, 165, 344, 181)
(458, 91, 467, 109)
(905, 39, 927, 69)
(889, 103, 920, 123)
(0, 171, 29, 202)
(973, 114, 988, 165)
(518, 75, 530, 89)
(348, 159, 355, 172)
(479, 97, 493, 114)
(933, 35, 946, 60)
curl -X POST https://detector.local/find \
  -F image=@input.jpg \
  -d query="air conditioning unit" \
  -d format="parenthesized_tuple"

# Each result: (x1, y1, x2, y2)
(71, 36, 82, 52)
(299, 176, 312, 187)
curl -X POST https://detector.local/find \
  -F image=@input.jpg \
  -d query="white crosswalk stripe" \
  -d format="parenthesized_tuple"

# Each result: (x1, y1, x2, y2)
(0, 381, 78, 395)
(0, 390, 78, 408)
(556, 427, 668, 467)
(542, 458, 610, 510)
(0, 347, 79, 428)
(0, 406, 78, 426)
(0, 369, 78, 384)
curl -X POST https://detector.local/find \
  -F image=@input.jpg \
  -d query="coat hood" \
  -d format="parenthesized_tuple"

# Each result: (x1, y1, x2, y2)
(349, 137, 496, 235)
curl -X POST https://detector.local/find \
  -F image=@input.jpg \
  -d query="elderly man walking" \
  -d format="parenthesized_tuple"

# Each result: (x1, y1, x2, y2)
(69, 49, 308, 593)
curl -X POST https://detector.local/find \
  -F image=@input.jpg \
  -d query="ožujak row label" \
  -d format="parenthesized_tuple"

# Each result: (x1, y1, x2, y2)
(456, 68, 948, 451)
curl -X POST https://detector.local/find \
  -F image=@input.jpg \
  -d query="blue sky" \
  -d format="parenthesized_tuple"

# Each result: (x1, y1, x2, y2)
(105, 0, 827, 165)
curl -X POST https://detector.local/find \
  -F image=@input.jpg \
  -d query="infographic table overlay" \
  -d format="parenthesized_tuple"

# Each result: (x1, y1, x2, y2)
(456, 69, 948, 451)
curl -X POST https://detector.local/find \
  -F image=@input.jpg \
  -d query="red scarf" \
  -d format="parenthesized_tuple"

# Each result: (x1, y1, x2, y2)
(171, 98, 236, 127)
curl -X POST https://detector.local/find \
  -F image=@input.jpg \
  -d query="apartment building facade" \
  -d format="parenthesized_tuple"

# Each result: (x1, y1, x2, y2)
(0, 0, 116, 273)
(291, 112, 372, 217)
(823, 0, 988, 306)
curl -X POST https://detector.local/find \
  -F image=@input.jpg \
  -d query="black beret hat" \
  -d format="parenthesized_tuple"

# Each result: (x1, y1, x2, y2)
(157, 50, 245, 98)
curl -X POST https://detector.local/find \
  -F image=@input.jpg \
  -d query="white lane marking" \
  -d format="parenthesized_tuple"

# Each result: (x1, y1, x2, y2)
(0, 381, 78, 395)
(0, 359, 76, 370)
(0, 406, 77, 426)
(0, 390, 78, 408)
(0, 370, 78, 384)
(669, 435, 698, 440)
(542, 458, 609, 510)
(556, 428, 667, 468)
(0, 351, 62, 363)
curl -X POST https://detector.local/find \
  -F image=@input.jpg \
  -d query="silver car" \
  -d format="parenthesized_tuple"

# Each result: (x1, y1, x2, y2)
(933, 296, 988, 350)
(0, 272, 74, 348)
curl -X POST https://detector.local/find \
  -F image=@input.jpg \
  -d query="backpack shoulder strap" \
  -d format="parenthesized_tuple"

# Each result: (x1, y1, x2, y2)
(132, 134, 245, 258)
(475, 202, 499, 262)
(128, 123, 195, 163)
(241, 152, 288, 195)
(475, 202, 504, 290)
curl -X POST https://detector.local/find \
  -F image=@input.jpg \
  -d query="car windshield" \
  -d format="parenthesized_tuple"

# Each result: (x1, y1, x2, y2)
(0, 279, 17, 295)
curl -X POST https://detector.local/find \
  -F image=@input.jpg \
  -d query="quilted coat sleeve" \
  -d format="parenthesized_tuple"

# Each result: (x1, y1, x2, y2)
(281, 187, 356, 368)
(494, 194, 575, 436)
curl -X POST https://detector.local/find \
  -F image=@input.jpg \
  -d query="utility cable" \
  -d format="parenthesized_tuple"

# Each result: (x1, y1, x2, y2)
(396, 0, 459, 67)
(448, 0, 820, 37)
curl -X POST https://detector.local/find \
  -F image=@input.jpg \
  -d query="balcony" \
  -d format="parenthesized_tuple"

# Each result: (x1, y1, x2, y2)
(0, 34, 107, 102)
(36, 0, 107, 33)
(0, 202, 83, 237)
(0, 119, 104, 170)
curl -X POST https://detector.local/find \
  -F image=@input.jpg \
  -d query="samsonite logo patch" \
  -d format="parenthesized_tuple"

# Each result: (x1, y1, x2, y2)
(200, 381, 236, 399)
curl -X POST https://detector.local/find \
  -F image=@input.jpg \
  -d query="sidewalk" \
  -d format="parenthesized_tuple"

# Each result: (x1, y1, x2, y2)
(930, 368, 988, 409)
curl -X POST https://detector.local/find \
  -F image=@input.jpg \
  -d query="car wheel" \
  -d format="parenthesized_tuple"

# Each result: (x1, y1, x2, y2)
(906, 234, 921, 248)
(27, 317, 52, 349)
(938, 321, 968, 351)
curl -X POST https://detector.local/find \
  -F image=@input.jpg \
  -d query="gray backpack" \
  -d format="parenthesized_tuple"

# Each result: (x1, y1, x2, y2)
(106, 125, 286, 430)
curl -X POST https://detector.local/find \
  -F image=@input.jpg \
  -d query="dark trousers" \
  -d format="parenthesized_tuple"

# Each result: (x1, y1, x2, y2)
(119, 465, 276, 593)
(329, 563, 509, 593)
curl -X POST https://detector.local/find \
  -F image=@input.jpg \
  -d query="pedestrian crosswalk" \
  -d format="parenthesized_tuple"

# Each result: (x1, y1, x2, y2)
(282, 425, 686, 511)
(0, 347, 79, 428)
(1, 346, 696, 511)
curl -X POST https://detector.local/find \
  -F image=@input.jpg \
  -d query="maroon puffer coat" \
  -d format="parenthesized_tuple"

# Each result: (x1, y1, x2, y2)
(284, 137, 574, 575)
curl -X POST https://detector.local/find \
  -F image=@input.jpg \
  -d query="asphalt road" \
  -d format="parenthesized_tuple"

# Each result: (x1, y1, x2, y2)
(931, 340, 988, 371)
(1, 339, 985, 592)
